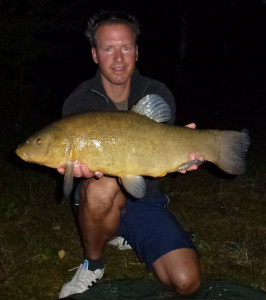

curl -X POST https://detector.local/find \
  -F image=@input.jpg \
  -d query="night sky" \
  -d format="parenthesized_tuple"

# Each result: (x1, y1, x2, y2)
(1, 0, 266, 132)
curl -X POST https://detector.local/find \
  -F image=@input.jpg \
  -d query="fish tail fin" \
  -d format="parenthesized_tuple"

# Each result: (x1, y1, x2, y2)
(63, 161, 74, 198)
(217, 129, 250, 175)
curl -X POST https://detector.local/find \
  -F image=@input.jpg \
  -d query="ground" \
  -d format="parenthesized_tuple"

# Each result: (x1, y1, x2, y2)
(0, 122, 265, 300)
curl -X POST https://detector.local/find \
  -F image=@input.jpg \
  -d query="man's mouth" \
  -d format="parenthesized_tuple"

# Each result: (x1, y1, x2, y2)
(113, 66, 125, 72)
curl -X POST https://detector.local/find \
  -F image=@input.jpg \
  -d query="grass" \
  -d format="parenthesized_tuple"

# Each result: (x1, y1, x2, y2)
(0, 121, 266, 299)
(164, 130, 266, 290)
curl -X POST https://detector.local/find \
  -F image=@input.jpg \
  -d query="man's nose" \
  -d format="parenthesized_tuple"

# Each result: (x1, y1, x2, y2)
(114, 49, 123, 61)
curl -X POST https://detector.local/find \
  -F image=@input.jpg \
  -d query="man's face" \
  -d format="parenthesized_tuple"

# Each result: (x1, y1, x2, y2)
(91, 24, 138, 86)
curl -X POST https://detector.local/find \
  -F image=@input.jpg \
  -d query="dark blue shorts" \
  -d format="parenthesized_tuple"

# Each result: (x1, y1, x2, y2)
(117, 195, 196, 270)
(74, 188, 196, 271)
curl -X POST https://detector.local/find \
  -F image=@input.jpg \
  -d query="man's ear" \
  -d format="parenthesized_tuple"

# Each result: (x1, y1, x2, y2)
(135, 45, 139, 62)
(91, 47, 98, 64)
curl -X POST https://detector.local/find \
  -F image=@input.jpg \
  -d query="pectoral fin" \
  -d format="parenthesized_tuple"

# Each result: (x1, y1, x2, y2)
(63, 161, 74, 198)
(120, 175, 146, 198)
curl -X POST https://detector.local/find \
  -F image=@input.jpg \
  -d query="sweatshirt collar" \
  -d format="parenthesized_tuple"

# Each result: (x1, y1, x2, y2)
(90, 68, 145, 109)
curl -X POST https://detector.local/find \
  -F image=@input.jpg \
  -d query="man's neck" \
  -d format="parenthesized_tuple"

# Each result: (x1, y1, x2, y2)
(101, 75, 131, 103)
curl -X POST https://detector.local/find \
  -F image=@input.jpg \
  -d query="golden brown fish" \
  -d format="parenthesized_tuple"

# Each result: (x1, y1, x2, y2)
(15, 95, 250, 198)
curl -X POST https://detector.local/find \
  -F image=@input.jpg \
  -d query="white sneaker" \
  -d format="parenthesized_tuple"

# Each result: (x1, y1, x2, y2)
(108, 236, 132, 250)
(59, 260, 104, 298)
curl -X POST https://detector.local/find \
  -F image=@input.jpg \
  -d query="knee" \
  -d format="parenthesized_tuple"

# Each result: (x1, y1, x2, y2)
(172, 275, 201, 297)
(79, 177, 123, 216)
(153, 248, 201, 297)
(81, 179, 113, 210)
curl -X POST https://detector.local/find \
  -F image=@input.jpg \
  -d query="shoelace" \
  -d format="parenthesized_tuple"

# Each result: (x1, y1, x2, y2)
(68, 266, 80, 272)
(68, 264, 99, 289)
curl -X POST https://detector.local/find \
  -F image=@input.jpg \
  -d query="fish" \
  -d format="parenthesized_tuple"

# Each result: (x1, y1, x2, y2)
(15, 94, 250, 198)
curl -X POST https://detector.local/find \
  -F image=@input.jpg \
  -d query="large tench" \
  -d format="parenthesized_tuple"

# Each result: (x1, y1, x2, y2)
(16, 94, 250, 198)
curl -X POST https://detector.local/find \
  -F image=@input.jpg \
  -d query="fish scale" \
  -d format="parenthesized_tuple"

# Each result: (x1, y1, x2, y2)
(16, 94, 250, 198)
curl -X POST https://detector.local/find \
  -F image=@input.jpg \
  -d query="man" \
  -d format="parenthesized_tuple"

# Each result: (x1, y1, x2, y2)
(58, 10, 202, 298)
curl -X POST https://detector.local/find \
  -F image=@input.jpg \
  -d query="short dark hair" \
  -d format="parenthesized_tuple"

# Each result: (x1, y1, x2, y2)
(85, 10, 140, 48)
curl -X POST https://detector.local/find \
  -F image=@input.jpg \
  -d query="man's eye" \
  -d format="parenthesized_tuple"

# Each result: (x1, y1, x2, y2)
(36, 138, 42, 145)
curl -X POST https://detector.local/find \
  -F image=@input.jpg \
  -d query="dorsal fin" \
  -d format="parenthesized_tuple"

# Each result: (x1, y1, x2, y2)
(131, 94, 172, 123)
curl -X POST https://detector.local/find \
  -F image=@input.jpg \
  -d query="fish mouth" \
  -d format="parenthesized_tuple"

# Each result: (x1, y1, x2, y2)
(15, 148, 29, 162)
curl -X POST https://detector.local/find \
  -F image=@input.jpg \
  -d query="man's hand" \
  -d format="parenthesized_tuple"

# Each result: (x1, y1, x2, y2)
(178, 123, 204, 174)
(185, 123, 196, 129)
(57, 161, 103, 179)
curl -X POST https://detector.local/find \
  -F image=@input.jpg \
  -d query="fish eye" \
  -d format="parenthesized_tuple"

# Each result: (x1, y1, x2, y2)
(36, 138, 42, 145)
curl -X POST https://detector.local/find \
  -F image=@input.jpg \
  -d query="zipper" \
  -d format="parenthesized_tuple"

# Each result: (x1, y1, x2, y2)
(90, 89, 111, 106)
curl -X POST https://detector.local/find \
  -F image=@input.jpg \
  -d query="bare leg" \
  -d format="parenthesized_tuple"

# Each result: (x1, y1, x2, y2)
(153, 248, 201, 297)
(78, 176, 126, 259)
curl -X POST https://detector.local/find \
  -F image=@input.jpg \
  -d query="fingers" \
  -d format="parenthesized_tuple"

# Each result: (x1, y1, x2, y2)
(179, 153, 205, 174)
(189, 152, 196, 161)
(188, 153, 204, 162)
(179, 169, 187, 174)
(73, 161, 95, 178)
(94, 171, 104, 178)
(57, 161, 103, 179)
(187, 153, 204, 171)
(185, 123, 196, 129)
(57, 167, 65, 175)
(180, 164, 198, 173)
(73, 161, 84, 177)
(185, 153, 198, 171)
(79, 163, 103, 178)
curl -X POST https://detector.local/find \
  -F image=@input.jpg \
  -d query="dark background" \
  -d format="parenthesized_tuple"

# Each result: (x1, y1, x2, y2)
(0, 0, 266, 136)
(1, 2, 266, 296)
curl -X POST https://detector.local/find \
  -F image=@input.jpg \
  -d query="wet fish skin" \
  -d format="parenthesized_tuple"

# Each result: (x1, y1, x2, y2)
(15, 95, 250, 198)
